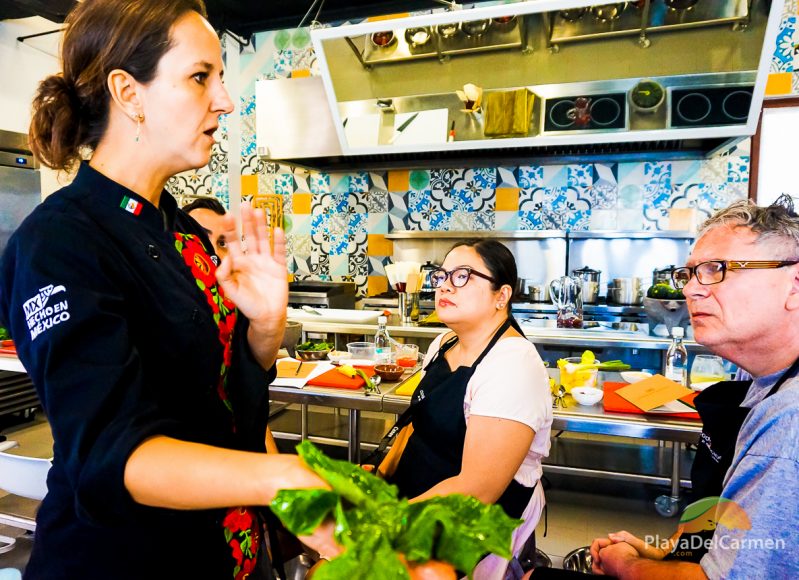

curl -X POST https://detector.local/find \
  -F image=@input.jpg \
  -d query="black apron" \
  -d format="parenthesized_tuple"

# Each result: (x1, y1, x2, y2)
(666, 358, 798, 562)
(387, 318, 535, 519)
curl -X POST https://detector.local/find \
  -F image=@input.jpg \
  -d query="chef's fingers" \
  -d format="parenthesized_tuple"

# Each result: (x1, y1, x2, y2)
(239, 201, 257, 252)
(271, 227, 287, 268)
(220, 211, 244, 260)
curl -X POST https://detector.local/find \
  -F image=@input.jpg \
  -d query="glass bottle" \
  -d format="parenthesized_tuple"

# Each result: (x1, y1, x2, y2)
(664, 326, 688, 386)
(374, 315, 392, 364)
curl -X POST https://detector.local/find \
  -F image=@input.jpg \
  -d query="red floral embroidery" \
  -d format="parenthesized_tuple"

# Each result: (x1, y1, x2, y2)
(174, 233, 263, 578)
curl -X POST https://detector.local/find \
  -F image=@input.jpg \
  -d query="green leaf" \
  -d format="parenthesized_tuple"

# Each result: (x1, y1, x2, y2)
(271, 442, 521, 577)
(270, 489, 339, 536)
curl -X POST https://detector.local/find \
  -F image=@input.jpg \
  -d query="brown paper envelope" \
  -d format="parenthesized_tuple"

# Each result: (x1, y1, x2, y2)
(615, 374, 694, 412)
(276, 360, 316, 379)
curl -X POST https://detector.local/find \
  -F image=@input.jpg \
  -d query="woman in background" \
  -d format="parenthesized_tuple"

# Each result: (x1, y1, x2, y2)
(387, 240, 553, 579)
(0, 1, 331, 577)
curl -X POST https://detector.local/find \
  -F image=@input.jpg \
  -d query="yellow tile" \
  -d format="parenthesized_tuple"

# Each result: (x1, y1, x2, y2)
(366, 13, 410, 21)
(292, 193, 312, 214)
(291, 69, 311, 78)
(765, 73, 792, 96)
(388, 170, 409, 192)
(367, 276, 388, 296)
(495, 187, 520, 212)
(367, 234, 393, 256)
(241, 174, 258, 196)
(287, 273, 294, 283)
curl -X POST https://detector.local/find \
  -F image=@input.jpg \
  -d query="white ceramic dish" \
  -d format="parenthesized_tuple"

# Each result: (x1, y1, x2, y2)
(571, 386, 604, 406)
(620, 371, 653, 383)
(327, 350, 352, 364)
(347, 359, 376, 367)
(690, 380, 720, 392)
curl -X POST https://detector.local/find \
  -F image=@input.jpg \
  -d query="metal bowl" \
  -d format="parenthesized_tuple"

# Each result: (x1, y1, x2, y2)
(370, 30, 396, 48)
(462, 19, 490, 37)
(404, 26, 431, 48)
(563, 546, 593, 574)
(436, 22, 460, 39)
(295, 348, 331, 361)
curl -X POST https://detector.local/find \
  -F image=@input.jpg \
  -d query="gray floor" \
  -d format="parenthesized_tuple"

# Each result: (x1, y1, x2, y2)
(0, 409, 682, 574)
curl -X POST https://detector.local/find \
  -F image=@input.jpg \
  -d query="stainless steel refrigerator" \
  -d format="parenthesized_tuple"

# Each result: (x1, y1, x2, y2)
(0, 129, 40, 255)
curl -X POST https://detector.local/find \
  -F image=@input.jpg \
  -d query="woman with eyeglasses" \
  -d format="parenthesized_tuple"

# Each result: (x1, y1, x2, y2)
(386, 239, 553, 579)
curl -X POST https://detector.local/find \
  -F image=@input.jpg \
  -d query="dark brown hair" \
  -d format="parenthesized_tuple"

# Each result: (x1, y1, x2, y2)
(29, 0, 207, 171)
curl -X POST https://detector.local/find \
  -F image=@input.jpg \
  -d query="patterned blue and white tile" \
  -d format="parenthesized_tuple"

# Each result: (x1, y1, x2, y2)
(368, 256, 389, 276)
(517, 165, 544, 189)
(727, 156, 749, 183)
(472, 211, 495, 231)
(310, 172, 331, 194)
(366, 187, 389, 213)
(451, 211, 474, 230)
(567, 164, 594, 188)
(367, 212, 389, 235)
(772, 15, 796, 73)
(388, 191, 409, 215)
(495, 211, 519, 231)
(369, 172, 387, 191)
(449, 168, 496, 212)
(328, 253, 349, 277)
(497, 166, 519, 188)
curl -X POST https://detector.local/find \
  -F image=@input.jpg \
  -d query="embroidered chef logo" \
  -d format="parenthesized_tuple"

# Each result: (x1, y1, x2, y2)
(193, 252, 211, 276)
(678, 496, 751, 534)
(22, 284, 70, 341)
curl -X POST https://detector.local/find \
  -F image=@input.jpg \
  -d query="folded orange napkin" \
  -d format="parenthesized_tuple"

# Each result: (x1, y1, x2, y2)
(603, 382, 699, 419)
(306, 366, 376, 390)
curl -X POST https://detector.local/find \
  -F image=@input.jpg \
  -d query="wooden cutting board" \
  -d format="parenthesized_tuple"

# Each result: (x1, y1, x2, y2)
(276, 360, 317, 379)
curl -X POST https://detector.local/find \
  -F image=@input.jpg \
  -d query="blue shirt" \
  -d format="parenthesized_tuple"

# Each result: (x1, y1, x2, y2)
(701, 367, 799, 579)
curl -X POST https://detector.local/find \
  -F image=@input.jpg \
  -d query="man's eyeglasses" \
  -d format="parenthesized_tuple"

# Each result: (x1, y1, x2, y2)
(429, 267, 496, 289)
(672, 260, 799, 289)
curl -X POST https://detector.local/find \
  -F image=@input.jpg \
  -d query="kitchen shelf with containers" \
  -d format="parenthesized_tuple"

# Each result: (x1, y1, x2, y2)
(546, 0, 752, 49)
(336, 69, 756, 149)
(345, 15, 527, 68)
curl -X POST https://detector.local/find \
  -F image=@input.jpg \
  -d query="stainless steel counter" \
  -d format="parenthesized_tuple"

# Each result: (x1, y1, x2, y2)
(269, 369, 702, 500)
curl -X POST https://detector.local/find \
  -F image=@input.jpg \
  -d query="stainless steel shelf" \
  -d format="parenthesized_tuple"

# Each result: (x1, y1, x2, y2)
(385, 230, 567, 239)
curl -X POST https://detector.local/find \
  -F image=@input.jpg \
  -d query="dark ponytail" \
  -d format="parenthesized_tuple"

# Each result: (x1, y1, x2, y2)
(29, 0, 207, 171)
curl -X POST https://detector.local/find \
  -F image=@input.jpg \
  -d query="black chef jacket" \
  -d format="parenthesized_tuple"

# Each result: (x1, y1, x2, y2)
(0, 162, 275, 579)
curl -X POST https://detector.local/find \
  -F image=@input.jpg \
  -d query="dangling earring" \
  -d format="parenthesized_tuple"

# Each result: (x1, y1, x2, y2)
(496, 303, 505, 310)
(132, 113, 143, 142)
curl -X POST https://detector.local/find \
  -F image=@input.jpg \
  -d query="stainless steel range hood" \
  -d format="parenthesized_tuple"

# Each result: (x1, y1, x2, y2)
(256, 0, 783, 170)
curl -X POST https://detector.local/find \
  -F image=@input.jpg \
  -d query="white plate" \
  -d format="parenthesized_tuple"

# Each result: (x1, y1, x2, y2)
(287, 308, 383, 324)
(620, 371, 653, 383)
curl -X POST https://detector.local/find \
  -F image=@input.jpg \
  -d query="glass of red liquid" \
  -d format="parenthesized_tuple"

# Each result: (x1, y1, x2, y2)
(396, 344, 419, 368)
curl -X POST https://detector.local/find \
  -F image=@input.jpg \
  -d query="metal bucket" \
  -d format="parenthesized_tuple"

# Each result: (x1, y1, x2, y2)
(563, 546, 594, 574)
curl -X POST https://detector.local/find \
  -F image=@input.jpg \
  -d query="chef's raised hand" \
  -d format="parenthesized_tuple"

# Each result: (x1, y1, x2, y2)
(216, 201, 288, 368)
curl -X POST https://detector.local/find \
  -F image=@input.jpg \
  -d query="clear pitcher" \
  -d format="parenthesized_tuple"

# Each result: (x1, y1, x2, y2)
(550, 276, 584, 328)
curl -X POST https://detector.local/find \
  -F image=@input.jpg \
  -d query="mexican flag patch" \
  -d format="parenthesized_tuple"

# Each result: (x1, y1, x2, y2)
(120, 196, 143, 215)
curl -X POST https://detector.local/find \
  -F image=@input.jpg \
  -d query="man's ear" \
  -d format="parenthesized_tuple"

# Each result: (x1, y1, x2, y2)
(107, 68, 142, 120)
(786, 266, 799, 311)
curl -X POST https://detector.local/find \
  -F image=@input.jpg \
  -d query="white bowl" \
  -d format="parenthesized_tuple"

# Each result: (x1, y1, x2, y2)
(620, 371, 653, 383)
(571, 387, 604, 406)
(327, 350, 352, 364)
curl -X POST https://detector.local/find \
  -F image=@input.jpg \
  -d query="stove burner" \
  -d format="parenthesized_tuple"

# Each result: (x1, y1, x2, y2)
(590, 97, 622, 127)
(676, 92, 711, 124)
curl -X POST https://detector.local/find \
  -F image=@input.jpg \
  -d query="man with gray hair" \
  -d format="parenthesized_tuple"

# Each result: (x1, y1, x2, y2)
(590, 196, 799, 579)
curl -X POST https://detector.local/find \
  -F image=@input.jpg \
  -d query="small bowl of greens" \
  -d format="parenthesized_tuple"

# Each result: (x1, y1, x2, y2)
(295, 341, 334, 361)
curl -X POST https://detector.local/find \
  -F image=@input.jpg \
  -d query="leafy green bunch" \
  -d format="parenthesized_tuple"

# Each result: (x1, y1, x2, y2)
(0, 327, 8, 341)
(270, 441, 521, 579)
(296, 341, 334, 351)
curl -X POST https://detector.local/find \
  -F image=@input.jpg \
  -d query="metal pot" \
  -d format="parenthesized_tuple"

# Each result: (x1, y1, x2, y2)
(559, 8, 587, 21)
(607, 277, 646, 305)
(419, 261, 439, 293)
(572, 266, 601, 304)
(652, 265, 676, 287)
(462, 19, 490, 37)
(665, 0, 699, 10)
(591, 3, 627, 21)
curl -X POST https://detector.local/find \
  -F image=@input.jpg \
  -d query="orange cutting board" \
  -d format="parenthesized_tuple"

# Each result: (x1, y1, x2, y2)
(603, 382, 700, 419)
(306, 366, 376, 390)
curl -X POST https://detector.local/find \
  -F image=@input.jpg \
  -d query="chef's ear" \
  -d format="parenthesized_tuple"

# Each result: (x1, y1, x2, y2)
(106, 68, 143, 121)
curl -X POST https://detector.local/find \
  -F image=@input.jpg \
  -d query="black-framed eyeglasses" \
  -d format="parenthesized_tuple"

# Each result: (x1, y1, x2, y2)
(429, 266, 496, 289)
(672, 260, 799, 288)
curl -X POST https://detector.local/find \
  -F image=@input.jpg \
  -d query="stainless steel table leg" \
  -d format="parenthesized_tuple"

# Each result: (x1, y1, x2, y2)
(301, 404, 308, 441)
(670, 441, 681, 498)
(654, 441, 682, 517)
(348, 409, 361, 464)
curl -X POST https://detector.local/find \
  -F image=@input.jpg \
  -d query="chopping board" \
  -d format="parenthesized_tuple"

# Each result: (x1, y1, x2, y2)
(603, 382, 700, 419)
(306, 366, 376, 390)
(0, 340, 16, 356)
(276, 360, 317, 379)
